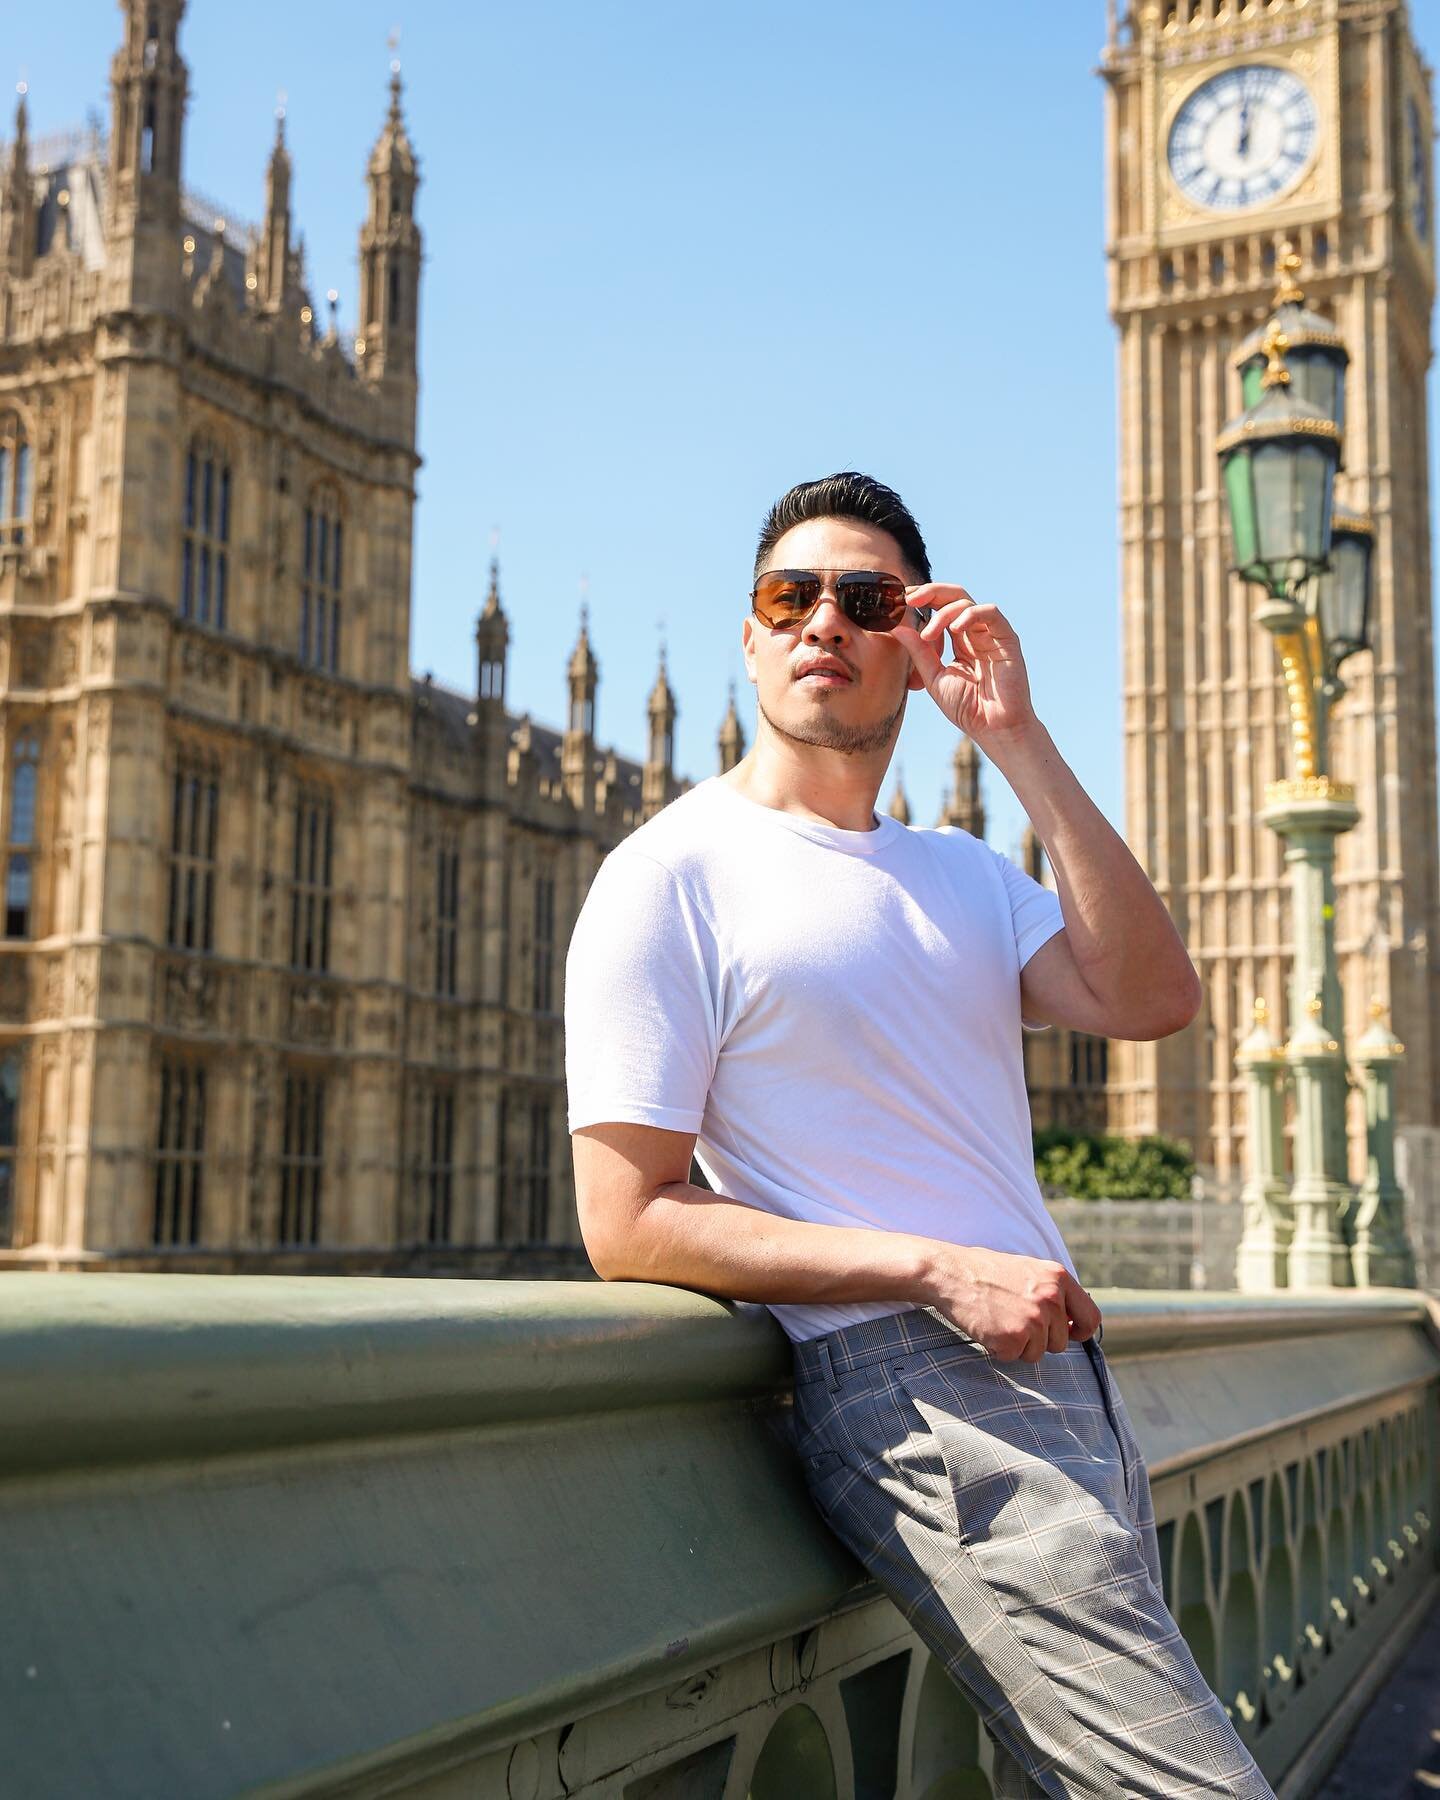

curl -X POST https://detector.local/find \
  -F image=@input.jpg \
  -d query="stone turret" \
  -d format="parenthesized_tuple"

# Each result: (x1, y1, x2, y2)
(108, 0, 187, 225)
(105, 0, 188, 311)
(939, 735, 985, 838)
(643, 647, 677, 819)
(476, 557, 509, 706)
(717, 681, 745, 773)
(358, 58, 421, 413)
(562, 606, 598, 810)
(888, 773, 911, 825)
(253, 105, 293, 313)
(1021, 823, 1046, 885)
(0, 85, 35, 280)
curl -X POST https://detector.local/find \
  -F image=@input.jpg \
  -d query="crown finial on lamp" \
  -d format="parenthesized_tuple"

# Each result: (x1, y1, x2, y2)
(1260, 322, 1292, 390)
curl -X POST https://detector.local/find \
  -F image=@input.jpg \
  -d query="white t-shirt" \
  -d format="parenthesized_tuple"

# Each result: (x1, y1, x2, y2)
(564, 775, 1077, 1343)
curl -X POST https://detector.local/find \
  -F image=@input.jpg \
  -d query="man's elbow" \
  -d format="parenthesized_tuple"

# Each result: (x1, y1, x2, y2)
(577, 1191, 652, 1283)
(1127, 963, 1203, 1040)
(577, 1206, 624, 1282)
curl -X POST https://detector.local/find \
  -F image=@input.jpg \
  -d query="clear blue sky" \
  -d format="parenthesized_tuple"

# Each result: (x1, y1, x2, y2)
(16, 1, 1440, 858)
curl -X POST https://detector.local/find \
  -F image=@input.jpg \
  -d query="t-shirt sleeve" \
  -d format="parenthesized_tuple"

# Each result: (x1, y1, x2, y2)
(992, 845, 1067, 970)
(564, 848, 720, 1136)
(990, 846, 1067, 1033)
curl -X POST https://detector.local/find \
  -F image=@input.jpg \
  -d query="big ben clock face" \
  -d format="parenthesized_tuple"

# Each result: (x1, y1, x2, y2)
(1167, 65, 1318, 212)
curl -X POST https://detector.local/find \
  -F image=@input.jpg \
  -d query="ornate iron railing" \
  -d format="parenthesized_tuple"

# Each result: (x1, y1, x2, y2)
(0, 1279, 1434, 1797)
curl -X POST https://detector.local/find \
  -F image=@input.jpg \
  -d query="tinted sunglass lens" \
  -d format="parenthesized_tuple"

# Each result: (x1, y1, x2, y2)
(754, 573, 820, 625)
(837, 573, 906, 629)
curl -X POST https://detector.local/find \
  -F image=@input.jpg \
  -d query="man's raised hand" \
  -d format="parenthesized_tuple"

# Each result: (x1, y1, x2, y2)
(892, 586, 1038, 750)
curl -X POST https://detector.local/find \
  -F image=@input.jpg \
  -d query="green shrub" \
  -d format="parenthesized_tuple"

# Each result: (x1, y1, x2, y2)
(1033, 1128, 1195, 1200)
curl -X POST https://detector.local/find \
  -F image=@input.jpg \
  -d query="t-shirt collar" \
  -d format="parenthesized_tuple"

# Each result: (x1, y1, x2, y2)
(703, 776, 902, 858)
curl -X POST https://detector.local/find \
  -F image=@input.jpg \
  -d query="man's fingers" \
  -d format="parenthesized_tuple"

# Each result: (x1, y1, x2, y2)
(891, 624, 942, 682)
(905, 582, 975, 608)
(1046, 1310, 1071, 1355)
(1063, 1274, 1102, 1341)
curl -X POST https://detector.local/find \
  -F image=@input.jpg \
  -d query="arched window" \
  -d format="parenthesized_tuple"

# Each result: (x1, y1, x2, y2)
(279, 1070, 325, 1244)
(181, 438, 230, 628)
(435, 832, 459, 997)
(422, 1082, 455, 1244)
(300, 488, 343, 673)
(167, 755, 220, 951)
(0, 415, 32, 548)
(0, 1049, 20, 1246)
(154, 1060, 206, 1246)
(4, 730, 39, 940)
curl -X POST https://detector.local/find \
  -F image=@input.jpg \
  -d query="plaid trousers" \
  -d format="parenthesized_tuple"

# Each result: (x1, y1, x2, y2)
(791, 1306, 1275, 1799)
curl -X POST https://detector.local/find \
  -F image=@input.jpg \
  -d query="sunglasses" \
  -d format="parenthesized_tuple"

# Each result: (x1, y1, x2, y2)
(750, 568, 932, 633)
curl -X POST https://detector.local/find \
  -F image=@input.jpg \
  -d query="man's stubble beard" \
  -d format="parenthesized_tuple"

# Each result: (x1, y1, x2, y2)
(757, 688, 906, 757)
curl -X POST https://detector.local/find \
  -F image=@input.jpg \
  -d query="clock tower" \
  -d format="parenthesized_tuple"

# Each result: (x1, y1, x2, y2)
(1101, 0, 1438, 1176)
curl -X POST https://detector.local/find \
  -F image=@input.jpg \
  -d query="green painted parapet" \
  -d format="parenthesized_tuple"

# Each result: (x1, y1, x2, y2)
(0, 1279, 1436, 1798)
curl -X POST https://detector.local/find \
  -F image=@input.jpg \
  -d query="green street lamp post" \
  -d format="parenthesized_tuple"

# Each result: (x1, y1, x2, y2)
(1351, 1000, 1416, 1288)
(1216, 248, 1413, 1291)
(1235, 997, 1291, 1291)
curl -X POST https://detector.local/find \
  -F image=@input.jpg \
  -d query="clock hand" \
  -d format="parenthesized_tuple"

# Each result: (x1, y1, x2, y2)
(1238, 97, 1252, 159)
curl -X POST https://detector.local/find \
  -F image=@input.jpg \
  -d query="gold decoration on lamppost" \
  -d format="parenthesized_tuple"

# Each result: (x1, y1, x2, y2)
(1364, 996, 1405, 1058)
(1273, 241, 1306, 307)
(1261, 323, 1293, 389)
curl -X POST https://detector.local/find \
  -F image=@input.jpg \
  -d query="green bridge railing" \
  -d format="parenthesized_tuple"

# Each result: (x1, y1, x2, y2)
(1, 1277, 1436, 1797)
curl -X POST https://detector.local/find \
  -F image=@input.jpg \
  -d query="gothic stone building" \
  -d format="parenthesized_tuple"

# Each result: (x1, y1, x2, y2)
(0, 2, 697, 1272)
(0, 3, 1100, 1276)
(1102, 0, 1439, 1176)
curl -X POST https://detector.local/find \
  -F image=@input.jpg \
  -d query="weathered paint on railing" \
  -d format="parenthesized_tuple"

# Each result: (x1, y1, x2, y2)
(0, 1278, 1435, 1798)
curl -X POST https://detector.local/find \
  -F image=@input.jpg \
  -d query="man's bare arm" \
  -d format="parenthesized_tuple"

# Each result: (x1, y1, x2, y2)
(892, 595, 1200, 1043)
(990, 722, 1203, 1041)
(572, 1121, 1101, 1363)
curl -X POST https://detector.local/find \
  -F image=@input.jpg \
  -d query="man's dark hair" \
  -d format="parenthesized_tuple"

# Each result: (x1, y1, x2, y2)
(753, 471, 932, 585)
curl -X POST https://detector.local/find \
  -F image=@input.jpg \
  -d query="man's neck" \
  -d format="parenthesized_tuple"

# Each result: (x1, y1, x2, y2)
(721, 721, 892, 833)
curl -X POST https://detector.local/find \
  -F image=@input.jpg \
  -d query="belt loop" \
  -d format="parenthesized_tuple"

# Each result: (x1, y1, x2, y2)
(1095, 1320, 1105, 1346)
(817, 1337, 840, 1393)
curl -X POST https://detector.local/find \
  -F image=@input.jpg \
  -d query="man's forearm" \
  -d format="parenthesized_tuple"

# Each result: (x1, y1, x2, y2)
(984, 719, 1198, 1023)
(596, 1178, 941, 1307)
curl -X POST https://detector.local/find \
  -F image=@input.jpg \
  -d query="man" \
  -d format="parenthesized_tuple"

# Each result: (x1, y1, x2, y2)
(564, 472, 1273, 1798)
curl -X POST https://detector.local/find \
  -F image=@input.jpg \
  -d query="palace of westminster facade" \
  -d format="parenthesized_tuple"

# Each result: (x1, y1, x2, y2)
(0, 0, 1432, 1272)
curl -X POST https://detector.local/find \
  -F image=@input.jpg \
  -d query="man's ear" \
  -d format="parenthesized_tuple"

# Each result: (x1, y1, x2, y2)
(905, 663, 927, 692)
(741, 616, 758, 684)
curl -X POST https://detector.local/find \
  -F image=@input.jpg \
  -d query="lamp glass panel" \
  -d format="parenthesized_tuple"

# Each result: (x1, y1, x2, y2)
(1290, 350, 1345, 438)
(1250, 442, 1300, 577)
(1292, 441, 1334, 574)
(1222, 447, 1260, 574)
(1240, 359, 1264, 409)
(1322, 532, 1371, 655)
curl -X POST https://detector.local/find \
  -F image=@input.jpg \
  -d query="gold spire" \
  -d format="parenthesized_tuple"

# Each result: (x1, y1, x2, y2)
(1260, 322, 1292, 390)
(1273, 241, 1305, 308)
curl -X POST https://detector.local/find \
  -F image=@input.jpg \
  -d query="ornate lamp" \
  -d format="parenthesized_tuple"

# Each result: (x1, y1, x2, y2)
(1218, 323, 1341, 600)
(1313, 514, 1374, 670)
(1236, 245, 1351, 458)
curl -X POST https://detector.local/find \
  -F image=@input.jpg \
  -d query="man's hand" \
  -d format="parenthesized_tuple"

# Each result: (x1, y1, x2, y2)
(891, 587, 1038, 751)
(922, 1243, 1102, 1363)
